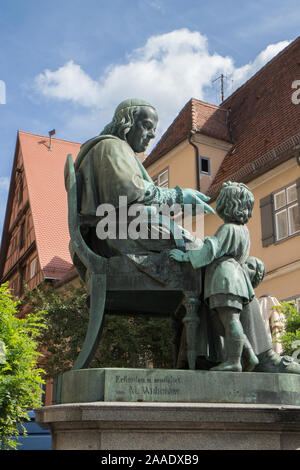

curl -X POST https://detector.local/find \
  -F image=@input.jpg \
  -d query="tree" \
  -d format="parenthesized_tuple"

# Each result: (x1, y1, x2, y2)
(0, 283, 45, 450)
(24, 282, 175, 379)
(277, 301, 300, 361)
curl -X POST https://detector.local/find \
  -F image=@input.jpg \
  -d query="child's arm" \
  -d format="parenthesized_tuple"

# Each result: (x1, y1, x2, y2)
(169, 234, 219, 267)
(169, 223, 234, 268)
(169, 249, 190, 262)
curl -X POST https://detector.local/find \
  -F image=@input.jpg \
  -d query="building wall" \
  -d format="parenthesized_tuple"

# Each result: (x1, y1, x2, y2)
(147, 135, 231, 192)
(198, 157, 300, 303)
(2, 148, 42, 297)
(191, 134, 233, 194)
(147, 139, 300, 305)
(148, 140, 195, 189)
(248, 158, 300, 301)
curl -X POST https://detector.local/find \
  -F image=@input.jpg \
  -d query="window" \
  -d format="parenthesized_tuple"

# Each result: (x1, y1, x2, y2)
(260, 178, 300, 247)
(153, 168, 169, 188)
(30, 258, 37, 279)
(274, 183, 300, 241)
(200, 157, 211, 175)
(19, 220, 25, 249)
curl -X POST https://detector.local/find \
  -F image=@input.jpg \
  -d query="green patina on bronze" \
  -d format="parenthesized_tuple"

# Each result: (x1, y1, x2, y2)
(59, 368, 300, 406)
(60, 99, 300, 405)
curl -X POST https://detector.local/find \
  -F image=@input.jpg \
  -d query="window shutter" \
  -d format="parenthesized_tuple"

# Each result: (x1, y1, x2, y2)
(296, 177, 300, 217)
(260, 194, 275, 247)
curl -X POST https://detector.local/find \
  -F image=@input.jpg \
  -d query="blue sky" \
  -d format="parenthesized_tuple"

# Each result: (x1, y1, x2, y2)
(0, 0, 299, 235)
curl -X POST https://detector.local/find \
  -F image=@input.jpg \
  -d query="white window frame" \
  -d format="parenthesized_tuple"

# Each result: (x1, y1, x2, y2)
(153, 168, 169, 188)
(30, 258, 37, 279)
(274, 183, 300, 242)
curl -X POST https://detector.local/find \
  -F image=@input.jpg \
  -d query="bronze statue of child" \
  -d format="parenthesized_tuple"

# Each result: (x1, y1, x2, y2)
(169, 181, 260, 372)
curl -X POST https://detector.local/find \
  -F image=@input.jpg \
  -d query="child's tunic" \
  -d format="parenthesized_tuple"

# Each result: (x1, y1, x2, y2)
(187, 223, 255, 311)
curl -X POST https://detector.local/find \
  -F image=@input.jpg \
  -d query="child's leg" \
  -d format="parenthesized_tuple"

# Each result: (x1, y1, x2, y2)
(211, 307, 244, 372)
(242, 335, 259, 371)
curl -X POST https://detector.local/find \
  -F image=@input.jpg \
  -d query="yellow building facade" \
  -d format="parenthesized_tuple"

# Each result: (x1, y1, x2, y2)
(146, 135, 300, 306)
(144, 37, 300, 310)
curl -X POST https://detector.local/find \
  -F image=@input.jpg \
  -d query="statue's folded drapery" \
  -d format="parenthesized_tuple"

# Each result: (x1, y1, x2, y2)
(187, 223, 255, 309)
(73, 134, 197, 284)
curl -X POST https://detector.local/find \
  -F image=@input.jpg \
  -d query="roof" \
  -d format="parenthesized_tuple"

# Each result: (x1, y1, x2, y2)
(144, 98, 231, 168)
(145, 37, 300, 198)
(1, 131, 81, 280)
(207, 36, 300, 198)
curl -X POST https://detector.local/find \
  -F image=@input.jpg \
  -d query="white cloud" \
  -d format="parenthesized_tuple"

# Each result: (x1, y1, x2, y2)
(34, 60, 102, 108)
(227, 40, 291, 94)
(0, 177, 9, 192)
(33, 29, 291, 141)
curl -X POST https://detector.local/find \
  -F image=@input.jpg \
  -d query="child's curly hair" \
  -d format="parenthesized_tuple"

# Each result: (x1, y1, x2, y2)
(216, 181, 254, 224)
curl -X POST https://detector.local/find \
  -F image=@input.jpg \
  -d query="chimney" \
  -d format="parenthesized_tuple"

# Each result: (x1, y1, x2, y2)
(48, 129, 56, 150)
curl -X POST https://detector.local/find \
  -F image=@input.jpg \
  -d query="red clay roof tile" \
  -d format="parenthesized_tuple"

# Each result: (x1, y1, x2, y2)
(18, 131, 81, 278)
(144, 98, 230, 168)
(145, 37, 300, 198)
(208, 37, 300, 196)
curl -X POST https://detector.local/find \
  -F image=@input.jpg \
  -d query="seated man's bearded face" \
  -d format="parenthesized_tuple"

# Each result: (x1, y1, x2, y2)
(126, 106, 158, 153)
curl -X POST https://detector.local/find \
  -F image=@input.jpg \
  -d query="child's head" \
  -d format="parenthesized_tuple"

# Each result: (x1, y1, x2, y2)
(216, 181, 254, 224)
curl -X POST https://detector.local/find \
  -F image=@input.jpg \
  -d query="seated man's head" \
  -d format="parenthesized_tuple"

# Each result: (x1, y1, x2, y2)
(101, 98, 158, 153)
(216, 181, 254, 224)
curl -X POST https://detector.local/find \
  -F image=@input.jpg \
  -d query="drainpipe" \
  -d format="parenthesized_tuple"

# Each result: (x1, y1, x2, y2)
(189, 130, 200, 191)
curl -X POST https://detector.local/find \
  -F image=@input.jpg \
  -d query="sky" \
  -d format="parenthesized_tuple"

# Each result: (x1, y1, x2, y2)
(0, 0, 299, 236)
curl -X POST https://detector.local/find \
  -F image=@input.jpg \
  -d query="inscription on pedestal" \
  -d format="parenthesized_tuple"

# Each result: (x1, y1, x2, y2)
(105, 370, 185, 402)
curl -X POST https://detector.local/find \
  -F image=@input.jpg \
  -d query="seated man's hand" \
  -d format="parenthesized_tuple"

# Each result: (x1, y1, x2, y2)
(169, 249, 189, 262)
(182, 188, 215, 215)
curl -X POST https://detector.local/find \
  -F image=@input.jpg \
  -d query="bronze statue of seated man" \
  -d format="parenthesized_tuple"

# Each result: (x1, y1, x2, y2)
(69, 98, 300, 375)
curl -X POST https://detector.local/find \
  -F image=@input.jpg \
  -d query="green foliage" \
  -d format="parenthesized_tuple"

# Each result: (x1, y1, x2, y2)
(25, 282, 174, 378)
(277, 301, 300, 359)
(93, 314, 174, 370)
(0, 283, 45, 450)
(24, 283, 90, 378)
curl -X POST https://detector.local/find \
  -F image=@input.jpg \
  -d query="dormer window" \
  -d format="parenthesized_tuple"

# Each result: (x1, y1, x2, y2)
(200, 157, 211, 175)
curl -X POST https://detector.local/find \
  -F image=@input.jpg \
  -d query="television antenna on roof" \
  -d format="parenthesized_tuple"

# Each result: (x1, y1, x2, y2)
(212, 74, 226, 102)
(212, 74, 233, 103)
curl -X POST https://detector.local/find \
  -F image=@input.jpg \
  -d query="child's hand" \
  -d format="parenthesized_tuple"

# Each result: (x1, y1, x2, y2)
(169, 249, 189, 262)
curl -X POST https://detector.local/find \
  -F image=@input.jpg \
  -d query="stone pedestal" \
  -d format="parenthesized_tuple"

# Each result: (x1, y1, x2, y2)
(35, 368, 300, 450)
(36, 401, 300, 450)
(57, 368, 300, 406)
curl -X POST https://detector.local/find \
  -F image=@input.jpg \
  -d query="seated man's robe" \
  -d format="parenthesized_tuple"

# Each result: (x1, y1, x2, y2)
(75, 134, 189, 258)
(71, 133, 272, 367)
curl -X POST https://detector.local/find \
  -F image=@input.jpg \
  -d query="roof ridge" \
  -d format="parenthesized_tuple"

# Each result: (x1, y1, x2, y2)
(191, 97, 221, 110)
(18, 130, 82, 145)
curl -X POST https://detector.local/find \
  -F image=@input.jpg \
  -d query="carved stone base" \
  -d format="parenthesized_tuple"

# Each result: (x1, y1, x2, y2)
(35, 401, 300, 450)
